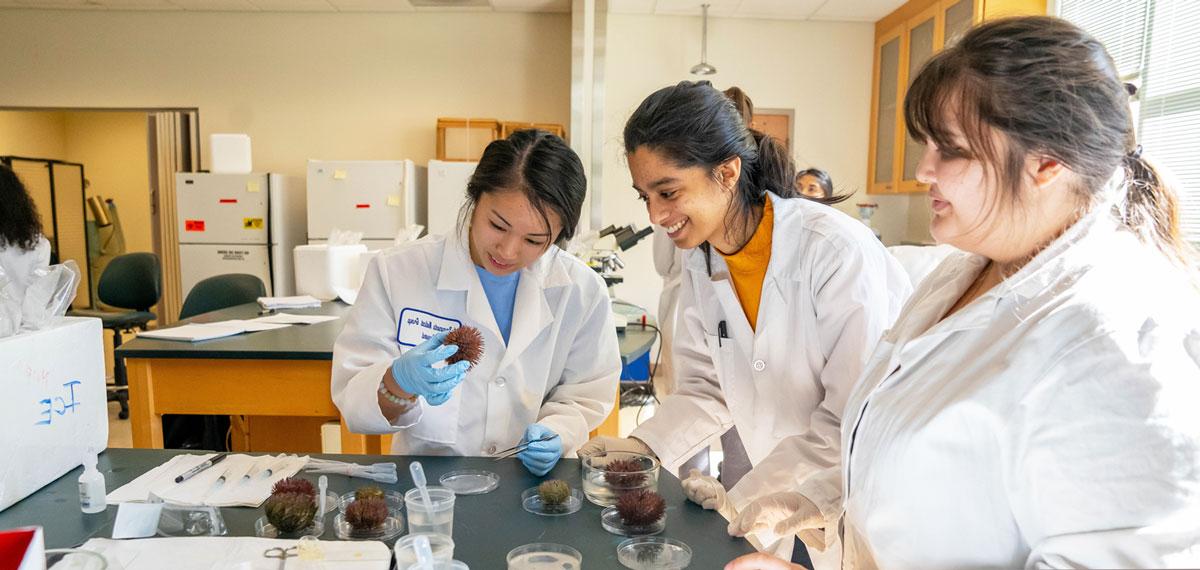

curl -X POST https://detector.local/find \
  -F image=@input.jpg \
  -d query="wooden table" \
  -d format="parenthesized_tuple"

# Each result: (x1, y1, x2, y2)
(116, 302, 651, 454)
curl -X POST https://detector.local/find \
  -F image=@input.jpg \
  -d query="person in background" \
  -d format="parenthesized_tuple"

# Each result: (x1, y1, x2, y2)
(794, 168, 833, 201)
(725, 16, 1200, 569)
(332, 130, 621, 476)
(582, 80, 911, 566)
(0, 164, 51, 314)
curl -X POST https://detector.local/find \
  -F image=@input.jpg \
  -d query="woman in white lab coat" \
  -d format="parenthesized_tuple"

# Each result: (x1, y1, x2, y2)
(581, 81, 911, 563)
(332, 130, 621, 476)
(726, 16, 1200, 569)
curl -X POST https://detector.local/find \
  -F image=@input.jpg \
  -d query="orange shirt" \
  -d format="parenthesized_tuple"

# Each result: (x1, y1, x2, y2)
(720, 198, 773, 331)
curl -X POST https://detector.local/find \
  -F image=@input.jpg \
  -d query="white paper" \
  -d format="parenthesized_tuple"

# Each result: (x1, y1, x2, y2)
(106, 454, 308, 507)
(255, 313, 339, 325)
(136, 324, 245, 342)
(56, 537, 391, 570)
(111, 502, 164, 539)
(196, 319, 292, 332)
(257, 295, 322, 309)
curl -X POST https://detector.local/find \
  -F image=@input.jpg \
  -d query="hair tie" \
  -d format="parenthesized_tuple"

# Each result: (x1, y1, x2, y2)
(1124, 82, 1138, 97)
(1127, 144, 1143, 160)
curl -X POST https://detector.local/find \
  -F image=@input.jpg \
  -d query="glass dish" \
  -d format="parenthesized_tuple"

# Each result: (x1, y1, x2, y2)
(157, 504, 227, 537)
(254, 515, 324, 539)
(601, 505, 665, 537)
(338, 489, 404, 515)
(439, 469, 500, 495)
(581, 451, 659, 506)
(617, 537, 692, 569)
(506, 543, 582, 570)
(521, 485, 583, 516)
(332, 512, 404, 541)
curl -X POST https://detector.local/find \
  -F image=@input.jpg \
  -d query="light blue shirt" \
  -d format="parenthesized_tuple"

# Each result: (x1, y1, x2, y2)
(474, 265, 520, 345)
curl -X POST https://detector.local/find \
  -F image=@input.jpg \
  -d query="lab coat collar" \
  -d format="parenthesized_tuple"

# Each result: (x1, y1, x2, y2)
(436, 231, 570, 369)
(994, 204, 1116, 305)
(682, 191, 794, 299)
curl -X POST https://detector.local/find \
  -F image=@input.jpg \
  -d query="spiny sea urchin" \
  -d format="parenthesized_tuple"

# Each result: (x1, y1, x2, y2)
(616, 489, 666, 526)
(345, 496, 388, 536)
(538, 480, 571, 506)
(603, 457, 648, 487)
(264, 492, 317, 534)
(271, 477, 316, 497)
(444, 326, 484, 367)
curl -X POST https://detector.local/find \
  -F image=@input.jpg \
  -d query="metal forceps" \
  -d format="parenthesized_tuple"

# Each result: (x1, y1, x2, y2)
(264, 546, 298, 569)
(491, 434, 557, 461)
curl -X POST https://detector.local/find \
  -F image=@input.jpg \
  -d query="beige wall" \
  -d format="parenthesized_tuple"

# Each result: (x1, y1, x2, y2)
(64, 112, 154, 255)
(0, 9, 571, 179)
(601, 13, 884, 315)
(0, 110, 66, 158)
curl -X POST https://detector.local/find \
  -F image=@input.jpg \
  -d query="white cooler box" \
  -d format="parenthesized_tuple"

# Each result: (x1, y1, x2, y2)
(0, 317, 107, 512)
(294, 244, 371, 302)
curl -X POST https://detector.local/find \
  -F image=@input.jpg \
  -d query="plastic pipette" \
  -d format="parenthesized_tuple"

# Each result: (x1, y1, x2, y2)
(318, 475, 328, 516)
(414, 534, 434, 570)
(409, 461, 432, 511)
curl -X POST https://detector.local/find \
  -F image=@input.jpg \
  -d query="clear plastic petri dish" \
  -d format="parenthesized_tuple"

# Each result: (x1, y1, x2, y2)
(338, 490, 405, 515)
(600, 506, 666, 537)
(254, 515, 324, 539)
(521, 485, 583, 516)
(332, 512, 404, 541)
(616, 537, 692, 569)
(439, 469, 500, 495)
(506, 543, 583, 570)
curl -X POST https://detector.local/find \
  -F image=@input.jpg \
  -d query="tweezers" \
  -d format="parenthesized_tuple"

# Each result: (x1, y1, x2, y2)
(491, 434, 557, 461)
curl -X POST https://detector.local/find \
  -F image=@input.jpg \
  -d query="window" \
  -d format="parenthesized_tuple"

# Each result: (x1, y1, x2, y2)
(1059, 0, 1200, 243)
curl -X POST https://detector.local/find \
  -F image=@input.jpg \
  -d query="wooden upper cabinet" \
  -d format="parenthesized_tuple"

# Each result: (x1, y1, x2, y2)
(867, 0, 1044, 194)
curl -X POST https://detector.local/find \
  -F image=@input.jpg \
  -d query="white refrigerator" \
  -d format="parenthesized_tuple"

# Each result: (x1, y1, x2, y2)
(426, 160, 478, 237)
(175, 172, 305, 300)
(306, 160, 427, 250)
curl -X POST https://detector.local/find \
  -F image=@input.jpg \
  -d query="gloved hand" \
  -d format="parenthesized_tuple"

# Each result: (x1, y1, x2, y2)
(723, 553, 805, 570)
(577, 435, 654, 458)
(517, 424, 562, 476)
(682, 468, 728, 511)
(727, 492, 825, 550)
(390, 330, 471, 406)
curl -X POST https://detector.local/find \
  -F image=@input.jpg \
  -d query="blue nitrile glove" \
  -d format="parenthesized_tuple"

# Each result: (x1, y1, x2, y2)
(390, 330, 470, 406)
(517, 424, 562, 476)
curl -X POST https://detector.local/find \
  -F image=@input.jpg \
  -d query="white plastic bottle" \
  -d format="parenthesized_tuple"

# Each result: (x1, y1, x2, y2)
(78, 451, 107, 514)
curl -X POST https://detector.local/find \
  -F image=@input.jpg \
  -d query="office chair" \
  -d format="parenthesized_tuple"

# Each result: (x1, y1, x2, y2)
(67, 252, 161, 420)
(164, 273, 266, 450)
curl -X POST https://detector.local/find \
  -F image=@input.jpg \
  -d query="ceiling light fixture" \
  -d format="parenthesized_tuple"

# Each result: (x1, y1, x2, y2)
(690, 4, 717, 76)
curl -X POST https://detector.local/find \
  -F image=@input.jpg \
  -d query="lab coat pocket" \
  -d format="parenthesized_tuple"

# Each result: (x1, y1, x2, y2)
(408, 390, 463, 445)
(705, 333, 742, 415)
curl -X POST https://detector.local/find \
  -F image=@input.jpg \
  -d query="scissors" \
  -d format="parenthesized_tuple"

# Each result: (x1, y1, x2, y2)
(491, 434, 558, 461)
(264, 546, 297, 569)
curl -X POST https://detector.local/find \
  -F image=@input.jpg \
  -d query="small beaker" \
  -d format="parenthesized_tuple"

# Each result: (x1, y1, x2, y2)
(404, 486, 456, 538)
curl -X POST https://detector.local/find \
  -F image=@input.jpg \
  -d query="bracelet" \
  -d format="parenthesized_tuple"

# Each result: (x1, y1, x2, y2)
(378, 380, 417, 407)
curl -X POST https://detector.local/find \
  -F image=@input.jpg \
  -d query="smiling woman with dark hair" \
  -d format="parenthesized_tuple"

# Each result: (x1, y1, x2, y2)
(0, 164, 51, 311)
(332, 130, 620, 477)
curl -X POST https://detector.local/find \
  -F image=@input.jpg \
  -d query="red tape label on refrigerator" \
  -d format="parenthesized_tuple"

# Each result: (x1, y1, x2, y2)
(185, 220, 206, 232)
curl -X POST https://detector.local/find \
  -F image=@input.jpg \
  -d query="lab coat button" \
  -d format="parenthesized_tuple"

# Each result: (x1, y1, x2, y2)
(485, 444, 497, 455)
(753, 359, 766, 371)
(494, 376, 506, 387)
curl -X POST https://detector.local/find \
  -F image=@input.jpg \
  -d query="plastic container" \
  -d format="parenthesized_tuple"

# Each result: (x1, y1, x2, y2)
(78, 451, 106, 514)
(601, 505, 666, 537)
(157, 504, 228, 537)
(254, 515, 323, 539)
(332, 512, 403, 541)
(402, 562, 469, 570)
(395, 533, 455, 567)
(521, 486, 583, 516)
(439, 469, 500, 495)
(617, 537, 692, 569)
(404, 486, 456, 538)
(506, 543, 582, 570)
(581, 452, 659, 506)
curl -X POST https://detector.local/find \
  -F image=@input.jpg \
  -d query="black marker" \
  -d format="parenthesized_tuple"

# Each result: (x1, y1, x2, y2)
(717, 320, 728, 347)
(175, 454, 227, 484)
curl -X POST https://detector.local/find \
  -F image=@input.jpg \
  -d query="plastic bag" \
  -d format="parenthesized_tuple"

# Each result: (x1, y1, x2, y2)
(327, 228, 363, 246)
(21, 259, 81, 332)
(0, 265, 20, 338)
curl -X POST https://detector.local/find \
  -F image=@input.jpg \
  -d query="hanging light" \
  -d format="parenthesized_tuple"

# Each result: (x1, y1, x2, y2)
(690, 4, 717, 76)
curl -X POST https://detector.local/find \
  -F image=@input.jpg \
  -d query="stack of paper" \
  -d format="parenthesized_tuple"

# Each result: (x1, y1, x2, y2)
(257, 295, 322, 310)
(107, 453, 308, 507)
(55, 537, 391, 570)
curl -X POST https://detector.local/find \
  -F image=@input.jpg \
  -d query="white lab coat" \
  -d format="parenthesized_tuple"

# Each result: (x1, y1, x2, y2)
(331, 232, 621, 457)
(791, 205, 1200, 569)
(632, 192, 911, 494)
(652, 226, 684, 395)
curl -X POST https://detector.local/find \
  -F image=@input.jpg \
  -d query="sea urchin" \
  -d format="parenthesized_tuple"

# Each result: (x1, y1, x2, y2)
(444, 326, 484, 367)
(616, 489, 666, 527)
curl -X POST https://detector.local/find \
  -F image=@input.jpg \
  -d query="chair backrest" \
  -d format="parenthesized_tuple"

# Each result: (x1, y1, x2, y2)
(179, 273, 266, 320)
(97, 252, 161, 311)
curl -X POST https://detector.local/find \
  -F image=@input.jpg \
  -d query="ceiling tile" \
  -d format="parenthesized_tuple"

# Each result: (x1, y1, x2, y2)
(811, 0, 905, 22)
(607, 0, 653, 14)
(326, 0, 414, 10)
(652, 0, 740, 17)
(734, 0, 825, 20)
(491, 0, 567, 12)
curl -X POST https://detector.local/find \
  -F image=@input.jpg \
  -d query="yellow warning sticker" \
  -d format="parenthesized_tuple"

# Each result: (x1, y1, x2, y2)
(246, 181, 261, 193)
(386, 195, 401, 206)
(334, 169, 347, 180)
(243, 217, 264, 230)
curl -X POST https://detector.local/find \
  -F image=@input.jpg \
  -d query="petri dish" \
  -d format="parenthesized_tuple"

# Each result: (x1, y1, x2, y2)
(332, 512, 404, 541)
(338, 490, 404, 515)
(617, 537, 692, 569)
(601, 506, 665, 537)
(521, 485, 583, 516)
(439, 469, 500, 495)
(506, 543, 582, 570)
(254, 515, 324, 539)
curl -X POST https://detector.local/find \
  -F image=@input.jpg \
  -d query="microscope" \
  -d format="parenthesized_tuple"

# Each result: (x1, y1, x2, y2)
(579, 224, 654, 331)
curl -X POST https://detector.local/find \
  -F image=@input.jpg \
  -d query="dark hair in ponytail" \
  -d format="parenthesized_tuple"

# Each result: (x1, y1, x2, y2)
(458, 129, 585, 248)
(905, 16, 1194, 270)
(623, 81, 798, 254)
(0, 163, 43, 251)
